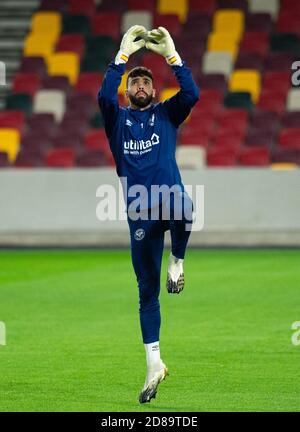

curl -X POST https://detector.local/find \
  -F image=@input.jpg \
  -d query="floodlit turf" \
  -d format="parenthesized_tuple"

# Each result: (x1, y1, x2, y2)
(0, 249, 300, 412)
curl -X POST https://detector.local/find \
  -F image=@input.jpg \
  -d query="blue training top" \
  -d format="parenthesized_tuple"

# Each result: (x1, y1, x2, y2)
(98, 61, 199, 210)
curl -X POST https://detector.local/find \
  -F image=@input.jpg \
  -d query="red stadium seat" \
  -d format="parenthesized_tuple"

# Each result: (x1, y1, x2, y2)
(188, 0, 216, 16)
(278, 128, 300, 150)
(45, 148, 76, 167)
(76, 149, 108, 167)
(217, 109, 248, 133)
(179, 127, 211, 147)
(198, 74, 227, 92)
(19, 57, 47, 77)
(56, 34, 85, 58)
(257, 90, 287, 115)
(13, 73, 41, 97)
(207, 148, 237, 166)
(272, 148, 300, 164)
(239, 32, 269, 58)
(238, 146, 270, 166)
(281, 112, 300, 128)
(0, 111, 25, 133)
(262, 71, 290, 95)
(14, 150, 44, 168)
(276, 11, 300, 36)
(153, 14, 182, 38)
(91, 13, 121, 39)
(211, 134, 243, 151)
(128, 0, 156, 12)
(84, 129, 109, 152)
(246, 13, 273, 32)
(245, 130, 274, 148)
(75, 72, 102, 99)
(68, 0, 95, 18)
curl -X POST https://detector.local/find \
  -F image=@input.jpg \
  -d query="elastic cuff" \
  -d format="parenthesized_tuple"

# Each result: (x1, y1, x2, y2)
(166, 51, 183, 66)
(115, 50, 129, 65)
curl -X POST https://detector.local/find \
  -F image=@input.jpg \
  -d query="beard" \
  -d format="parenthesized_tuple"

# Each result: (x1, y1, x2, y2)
(128, 91, 154, 108)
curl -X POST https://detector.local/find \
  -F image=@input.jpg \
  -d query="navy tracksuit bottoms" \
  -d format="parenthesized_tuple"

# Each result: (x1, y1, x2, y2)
(127, 192, 193, 344)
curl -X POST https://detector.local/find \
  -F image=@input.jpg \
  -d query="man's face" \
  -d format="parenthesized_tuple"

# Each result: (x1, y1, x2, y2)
(125, 75, 156, 109)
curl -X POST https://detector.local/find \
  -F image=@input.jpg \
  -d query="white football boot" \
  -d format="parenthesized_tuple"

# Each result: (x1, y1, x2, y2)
(139, 360, 169, 403)
(166, 253, 184, 294)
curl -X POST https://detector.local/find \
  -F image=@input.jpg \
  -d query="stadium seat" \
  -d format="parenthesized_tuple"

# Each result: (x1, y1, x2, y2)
(0, 111, 25, 134)
(248, 0, 279, 20)
(90, 112, 105, 129)
(42, 76, 71, 93)
(153, 14, 182, 38)
(239, 31, 269, 58)
(84, 129, 108, 151)
(14, 150, 44, 168)
(188, 0, 217, 16)
(264, 53, 295, 72)
(207, 147, 237, 166)
(211, 134, 243, 150)
(56, 34, 85, 59)
(223, 91, 254, 110)
(182, 13, 212, 39)
(276, 11, 300, 36)
(218, 0, 248, 13)
(5, 94, 32, 114)
(207, 32, 239, 60)
(31, 11, 62, 39)
(262, 71, 290, 94)
(128, 0, 156, 13)
(213, 9, 245, 40)
(19, 57, 47, 77)
(217, 109, 248, 132)
(176, 145, 206, 169)
(45, 148, 76, 167)
(121, 11, 153, 33)
(286, 89, 300, 111)
(91, 13, 121, 39)
(48, 52, 79, 85)
(245, 130, 274, 148)
(0, 152, 10, 167)
(235, 53, 264, 71)
(27, 113, 56, 132)
(198, 74, 227, 92)
(245, 13, 273, 32)
(63, 14, 90, 36)
(66, 93, 95, 119)
(97, 0, 127, 12)
(13, 73, 41, 97)
(270, 33, 300, 53)
(33, 90, 66, 122)
(257, 90, 287, 115)
(278, 128, 300, 150)
(202, 52, 233, 78)
(250, 111, 279, 132)
(281, 111, 300, 128)
(157, 0, 189, 23)
(68, 0, 95, 18)
(229, 70, 261, 103)
(39, 0, 66, 13)
(238, 146, 270, 166)
(272, 148, 300, 165)
(23, 35, 55, 65)
(0, 129, 20, 162)
(76, 72, 102, 99)
(76, 150, 108, 167)
(52, 133, 82, 151)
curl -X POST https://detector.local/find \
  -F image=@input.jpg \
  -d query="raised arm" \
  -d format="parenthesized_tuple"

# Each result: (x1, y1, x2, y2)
(146, 27, 199, 127)
(98, 25, 147, 137)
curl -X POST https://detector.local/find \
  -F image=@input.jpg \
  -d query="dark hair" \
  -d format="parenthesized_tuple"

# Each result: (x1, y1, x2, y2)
(126, 66, 153, 87)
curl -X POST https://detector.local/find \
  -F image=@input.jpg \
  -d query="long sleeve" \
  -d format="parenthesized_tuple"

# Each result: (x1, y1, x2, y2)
(98, 62, 126, 138)
(162, 62, 200, 128)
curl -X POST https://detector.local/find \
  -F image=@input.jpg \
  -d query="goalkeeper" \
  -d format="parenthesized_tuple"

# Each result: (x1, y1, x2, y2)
(98, 25, 199, 403)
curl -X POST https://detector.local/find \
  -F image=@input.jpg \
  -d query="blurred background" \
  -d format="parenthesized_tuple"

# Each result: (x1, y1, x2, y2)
(0, 0, 299, 247)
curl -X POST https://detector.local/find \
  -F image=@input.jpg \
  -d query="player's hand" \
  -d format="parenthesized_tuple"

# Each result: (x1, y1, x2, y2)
(146, 27, 183, 66)
(115, 25, 147, 64)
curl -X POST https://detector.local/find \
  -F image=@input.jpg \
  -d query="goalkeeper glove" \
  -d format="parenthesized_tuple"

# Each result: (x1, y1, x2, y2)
(115, 25, 147, 64)
(146, 26, 183, 66)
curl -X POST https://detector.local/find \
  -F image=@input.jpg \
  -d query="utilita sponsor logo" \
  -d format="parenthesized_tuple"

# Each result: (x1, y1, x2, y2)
(124, 133, 160, 155)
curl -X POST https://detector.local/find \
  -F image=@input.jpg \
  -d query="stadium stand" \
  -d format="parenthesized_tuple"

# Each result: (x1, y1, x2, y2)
(0, 0, 299, 168)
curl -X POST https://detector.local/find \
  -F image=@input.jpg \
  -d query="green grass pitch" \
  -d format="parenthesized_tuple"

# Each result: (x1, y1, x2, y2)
(0, 249, 300, 412)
